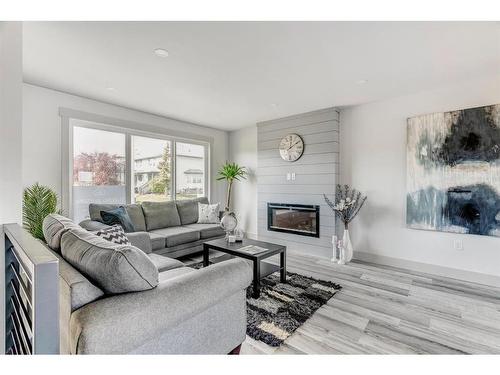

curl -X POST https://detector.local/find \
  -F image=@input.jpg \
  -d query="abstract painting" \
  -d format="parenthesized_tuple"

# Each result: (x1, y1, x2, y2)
(406, 104, 500, 237)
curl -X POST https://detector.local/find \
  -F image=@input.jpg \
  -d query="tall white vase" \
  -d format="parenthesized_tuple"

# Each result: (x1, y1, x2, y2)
(343, 229, 353, 263)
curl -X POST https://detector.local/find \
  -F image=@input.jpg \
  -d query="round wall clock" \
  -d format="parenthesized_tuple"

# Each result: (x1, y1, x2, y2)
(279, 133, 304, 162)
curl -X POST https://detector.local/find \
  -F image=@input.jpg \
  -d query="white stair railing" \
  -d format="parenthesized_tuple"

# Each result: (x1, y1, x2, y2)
(4, 224, 59, 354)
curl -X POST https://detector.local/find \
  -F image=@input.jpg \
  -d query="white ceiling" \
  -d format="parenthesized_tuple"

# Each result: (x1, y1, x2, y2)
(23, 22, 500, 131)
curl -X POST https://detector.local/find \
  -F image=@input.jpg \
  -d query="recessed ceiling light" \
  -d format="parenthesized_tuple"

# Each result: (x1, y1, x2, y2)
(356, 79, 368, 85)
(154, 48, 169, 58)
(106, 87, 116, 91)
(270, 103, 278, 108)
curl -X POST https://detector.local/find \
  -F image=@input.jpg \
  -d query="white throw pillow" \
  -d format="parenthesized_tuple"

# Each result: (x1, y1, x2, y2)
(197, 202, 220, 224)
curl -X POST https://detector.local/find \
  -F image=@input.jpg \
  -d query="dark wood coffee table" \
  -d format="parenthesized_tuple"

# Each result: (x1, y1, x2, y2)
(203, 238, 286, 298)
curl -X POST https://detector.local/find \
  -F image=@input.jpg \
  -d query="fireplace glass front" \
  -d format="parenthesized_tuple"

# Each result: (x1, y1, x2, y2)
(267, 203, 320, 238)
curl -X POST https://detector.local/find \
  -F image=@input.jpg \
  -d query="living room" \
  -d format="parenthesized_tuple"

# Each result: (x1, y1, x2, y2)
(1, 1, 500, 371)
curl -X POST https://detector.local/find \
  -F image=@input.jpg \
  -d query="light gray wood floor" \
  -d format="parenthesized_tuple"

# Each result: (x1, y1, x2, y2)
(239, 252, 500, 354)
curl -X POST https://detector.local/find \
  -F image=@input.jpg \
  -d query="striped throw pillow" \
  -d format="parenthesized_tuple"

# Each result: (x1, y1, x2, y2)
(96, 224, 131, 245)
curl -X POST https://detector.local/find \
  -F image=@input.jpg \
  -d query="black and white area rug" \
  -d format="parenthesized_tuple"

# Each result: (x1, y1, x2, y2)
(245, 271, 341, 346)
(188, 260, 342, 347)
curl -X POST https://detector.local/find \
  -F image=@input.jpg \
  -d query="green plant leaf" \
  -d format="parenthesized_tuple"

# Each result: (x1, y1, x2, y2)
(217, 161, 248, 210)
(217, 161, 247, 181)
(23, 183, 61, 241)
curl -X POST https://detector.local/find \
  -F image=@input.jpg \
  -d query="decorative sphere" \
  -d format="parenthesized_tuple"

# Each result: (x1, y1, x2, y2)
(220, 212, 238, 232)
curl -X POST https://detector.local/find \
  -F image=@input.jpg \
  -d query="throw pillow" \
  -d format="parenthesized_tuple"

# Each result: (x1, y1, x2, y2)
(61, 226, 158, 294)
(197, 202, 220, 224)
(96, 224, 131, 245)
(100, 206, 135, 232)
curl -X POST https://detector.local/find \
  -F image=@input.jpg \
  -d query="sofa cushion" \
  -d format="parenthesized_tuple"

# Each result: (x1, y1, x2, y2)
(185, 223, 225, 239)
(43, 214, 80, 252)
(89, 204, 146, 232)
(127, 232, 152, 254)
(61, 226, 158, 294)
(125, 204, 147, 232)
(150, 227, 201, 248)
(148, 254, 185, 273)
(89, 203, 117, 221)
(149, 232, 166, 250)
(100, 207, 135, 233)
(124, 204, 147, 232)
(142, 201, 181, 231)
(176, 197, 209, 225)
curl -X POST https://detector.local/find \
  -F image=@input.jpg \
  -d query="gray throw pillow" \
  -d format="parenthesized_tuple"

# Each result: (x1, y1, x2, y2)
(142, 201, 181, 231)
(61, 227, 158, 294)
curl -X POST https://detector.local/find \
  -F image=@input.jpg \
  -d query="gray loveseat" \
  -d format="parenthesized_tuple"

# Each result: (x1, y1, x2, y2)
(80, 197, 225, 259)
(42, 213, 252, 354)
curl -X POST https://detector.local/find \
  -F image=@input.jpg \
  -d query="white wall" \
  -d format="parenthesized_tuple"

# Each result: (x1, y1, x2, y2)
(229, 126, 258, 237)
(341, 74, 500, 283)
(23, 84, 229, 208)
(0, 21, 23, 355)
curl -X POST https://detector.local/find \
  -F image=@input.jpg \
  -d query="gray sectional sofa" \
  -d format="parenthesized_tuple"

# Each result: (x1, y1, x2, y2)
(41, 213, 252, 354)
(80, 197, 225, 259)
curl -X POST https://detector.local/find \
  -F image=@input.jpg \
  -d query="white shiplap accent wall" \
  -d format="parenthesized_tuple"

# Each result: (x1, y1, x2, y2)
(257, 108, 339, 258)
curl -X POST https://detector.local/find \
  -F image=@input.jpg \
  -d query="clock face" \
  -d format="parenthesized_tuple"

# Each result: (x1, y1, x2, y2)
(279, 133, 304, 162)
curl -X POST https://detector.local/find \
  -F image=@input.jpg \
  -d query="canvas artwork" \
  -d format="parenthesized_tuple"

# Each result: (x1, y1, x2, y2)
(406, 104, 500, 237)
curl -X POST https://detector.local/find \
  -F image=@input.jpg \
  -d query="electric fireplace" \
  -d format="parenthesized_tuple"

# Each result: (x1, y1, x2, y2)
(267, 203, 320, 238)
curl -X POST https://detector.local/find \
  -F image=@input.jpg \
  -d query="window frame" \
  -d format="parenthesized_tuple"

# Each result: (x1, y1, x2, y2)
(61, 108, 211, 220)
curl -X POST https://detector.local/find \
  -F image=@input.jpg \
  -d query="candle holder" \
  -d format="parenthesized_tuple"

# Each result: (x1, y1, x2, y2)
(331, 235, 346, 264)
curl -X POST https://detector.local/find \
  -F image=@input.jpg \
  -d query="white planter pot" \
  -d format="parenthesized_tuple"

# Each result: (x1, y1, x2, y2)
(343, 229, 353, 263)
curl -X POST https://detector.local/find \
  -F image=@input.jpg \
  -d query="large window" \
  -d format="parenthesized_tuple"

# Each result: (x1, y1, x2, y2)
(175, 142, 206, 200)
(67, 118, 208, 222)
(72, 126, 126, 223)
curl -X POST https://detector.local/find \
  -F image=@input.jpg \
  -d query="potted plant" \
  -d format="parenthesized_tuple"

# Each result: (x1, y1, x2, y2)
(23, 183, 61, 241)
(324, 184, 367, 263)
(217, 162, 247, 237)
(217, 162, 247, 212)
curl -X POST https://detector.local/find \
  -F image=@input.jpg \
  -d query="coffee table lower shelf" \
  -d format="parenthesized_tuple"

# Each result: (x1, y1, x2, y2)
(210, 254, 282, 279)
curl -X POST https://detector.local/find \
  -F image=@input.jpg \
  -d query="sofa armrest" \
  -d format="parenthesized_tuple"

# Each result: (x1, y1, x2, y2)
(79, 219, 110, 231)
(127, 232, 152, 254)
(69, 258, 252, 354)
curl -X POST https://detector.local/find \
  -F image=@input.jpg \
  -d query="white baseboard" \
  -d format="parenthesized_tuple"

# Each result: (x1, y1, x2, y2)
(354, 251, 500, 288)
